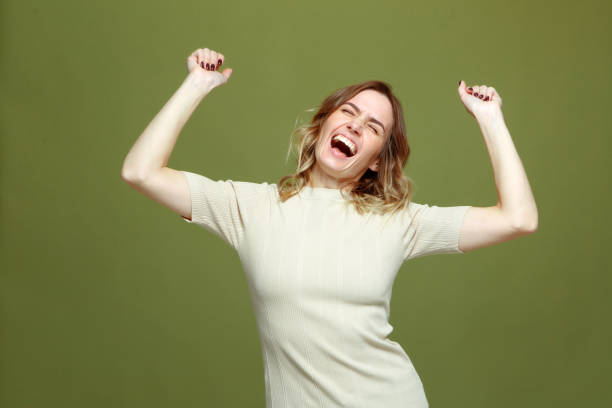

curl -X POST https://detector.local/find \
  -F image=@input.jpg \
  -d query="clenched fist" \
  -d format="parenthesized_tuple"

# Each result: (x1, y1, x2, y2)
(457, 80, 503, 120)
(186, 47, 233, 91)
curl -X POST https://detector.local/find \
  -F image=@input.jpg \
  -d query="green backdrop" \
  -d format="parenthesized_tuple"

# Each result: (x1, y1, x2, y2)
(2, 0, 610, 406)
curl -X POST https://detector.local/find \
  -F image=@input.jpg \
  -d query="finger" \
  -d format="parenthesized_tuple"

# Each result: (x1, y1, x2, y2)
(477, 85, 485, 100)
(489, 87, 498, 102)
(186, 52, 197, 69)
(466, 84, 474, 95)
(221, 67, 232, 81)
(209, 50, 218, 70)
(458, 80, 469, 97)
(197, 48, 207, 68)
(216, 53, 225, 70)
(206, 50, 218, 71)
(203, 48, 213, 70)
(188, 49, 198, 64)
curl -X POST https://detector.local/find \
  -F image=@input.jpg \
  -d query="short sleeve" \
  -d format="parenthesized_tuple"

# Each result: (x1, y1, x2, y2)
(180, 170, 267, 252)
(402, 202, 471, 261)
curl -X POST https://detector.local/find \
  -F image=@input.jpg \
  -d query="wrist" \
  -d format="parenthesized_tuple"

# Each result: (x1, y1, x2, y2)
(183, 71, 214, 97)
(476, 111, 508, 136)
(475, 109, 504, 125)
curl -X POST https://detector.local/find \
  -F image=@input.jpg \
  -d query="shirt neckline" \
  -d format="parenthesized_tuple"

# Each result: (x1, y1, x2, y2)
(297, 186, 346, 200)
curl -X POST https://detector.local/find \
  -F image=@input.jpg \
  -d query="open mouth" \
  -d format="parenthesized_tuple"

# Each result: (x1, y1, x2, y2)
(330, 133, 357, 158)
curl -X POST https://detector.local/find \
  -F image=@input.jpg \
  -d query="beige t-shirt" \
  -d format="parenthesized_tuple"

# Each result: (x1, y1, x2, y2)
(181, 170, 471, 408)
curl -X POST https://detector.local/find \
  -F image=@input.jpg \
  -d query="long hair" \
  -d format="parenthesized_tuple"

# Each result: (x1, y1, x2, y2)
(277, 80, 414, 215)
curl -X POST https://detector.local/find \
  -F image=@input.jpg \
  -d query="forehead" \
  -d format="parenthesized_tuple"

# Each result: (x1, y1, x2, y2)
(344, 90, 393, 128)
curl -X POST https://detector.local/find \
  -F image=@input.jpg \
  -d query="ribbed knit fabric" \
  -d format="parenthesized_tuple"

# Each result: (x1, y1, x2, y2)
(180, 171, 471, 408)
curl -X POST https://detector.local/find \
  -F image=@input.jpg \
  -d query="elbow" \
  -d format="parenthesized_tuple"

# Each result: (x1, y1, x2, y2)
(511, 215, 538, 234)
(522, 221, 538, 234)
(121, 167, 141, 184)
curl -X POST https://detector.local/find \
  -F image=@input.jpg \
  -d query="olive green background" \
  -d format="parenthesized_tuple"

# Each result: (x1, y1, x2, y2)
(1, 0, 610, 407)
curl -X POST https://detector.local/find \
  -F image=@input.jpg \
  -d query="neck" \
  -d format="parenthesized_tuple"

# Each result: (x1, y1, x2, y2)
(308, 164, 355, 191)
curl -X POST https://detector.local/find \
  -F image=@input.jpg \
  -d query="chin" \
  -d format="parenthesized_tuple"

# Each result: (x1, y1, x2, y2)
(315, 149, 359, 180)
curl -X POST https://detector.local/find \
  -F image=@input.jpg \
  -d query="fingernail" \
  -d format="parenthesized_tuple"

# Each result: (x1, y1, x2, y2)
(218, 59, 222, 66)
(458, 80, 461, 85)
(474, 92, 479, 97)
(200, 61, 204, 68)
(206, 63, 210, 70)
(484, 96, 490, 101)
(468, 87, 473, 92)
(479, 94, 484, 99)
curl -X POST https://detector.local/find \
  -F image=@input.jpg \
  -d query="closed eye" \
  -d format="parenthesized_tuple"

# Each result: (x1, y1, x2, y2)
(342, 109, 380, 134)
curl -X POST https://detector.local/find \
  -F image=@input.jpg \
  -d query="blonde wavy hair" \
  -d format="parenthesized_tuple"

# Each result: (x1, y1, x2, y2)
(277, 80, 415, 215)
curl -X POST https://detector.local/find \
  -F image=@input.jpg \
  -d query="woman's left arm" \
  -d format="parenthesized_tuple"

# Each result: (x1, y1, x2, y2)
(455, 80, 538, 253)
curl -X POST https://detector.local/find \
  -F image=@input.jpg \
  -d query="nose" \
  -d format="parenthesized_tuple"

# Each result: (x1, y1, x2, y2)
(346, 117, 365, 134)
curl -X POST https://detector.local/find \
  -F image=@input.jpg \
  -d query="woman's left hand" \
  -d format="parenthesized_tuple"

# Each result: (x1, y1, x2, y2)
(457, 80, 503, 120)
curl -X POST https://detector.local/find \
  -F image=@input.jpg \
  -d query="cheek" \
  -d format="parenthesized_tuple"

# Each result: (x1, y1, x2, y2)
(363, 139, 385, 158)
(314, 137, 328, 161)
(316, 136, 327, 153)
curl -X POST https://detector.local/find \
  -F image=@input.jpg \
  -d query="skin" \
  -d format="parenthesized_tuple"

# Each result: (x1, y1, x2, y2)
(124, 43, 538, 257)
(308, 89, 394, 190)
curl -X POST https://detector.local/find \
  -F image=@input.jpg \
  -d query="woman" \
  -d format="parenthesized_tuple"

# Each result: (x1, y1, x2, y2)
(121, 47, 538, 407)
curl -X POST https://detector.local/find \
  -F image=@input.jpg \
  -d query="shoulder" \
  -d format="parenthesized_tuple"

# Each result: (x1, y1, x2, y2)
(181, 171, 277, 204)
(230, 179, 277, 196)
(382, 200, 464, 229)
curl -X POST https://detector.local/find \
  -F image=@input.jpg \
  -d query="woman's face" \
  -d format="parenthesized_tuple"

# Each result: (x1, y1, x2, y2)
(310, 89, 394, 189)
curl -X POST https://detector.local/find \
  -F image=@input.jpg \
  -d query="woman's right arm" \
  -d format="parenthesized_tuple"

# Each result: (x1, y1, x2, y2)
(120, 48, 232, 221)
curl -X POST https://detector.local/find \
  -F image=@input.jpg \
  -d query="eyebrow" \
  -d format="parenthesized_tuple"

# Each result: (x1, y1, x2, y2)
(344, 102, 386, 133)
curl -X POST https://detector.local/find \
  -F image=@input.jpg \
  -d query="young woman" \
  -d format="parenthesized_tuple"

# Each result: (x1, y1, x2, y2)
(122, 47, 538, 408)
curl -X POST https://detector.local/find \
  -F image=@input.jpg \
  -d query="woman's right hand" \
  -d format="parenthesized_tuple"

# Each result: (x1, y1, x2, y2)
(186, 47, 232, 91)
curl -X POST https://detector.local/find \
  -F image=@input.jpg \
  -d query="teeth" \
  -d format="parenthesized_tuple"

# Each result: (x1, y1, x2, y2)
(332, 134, 356, 155)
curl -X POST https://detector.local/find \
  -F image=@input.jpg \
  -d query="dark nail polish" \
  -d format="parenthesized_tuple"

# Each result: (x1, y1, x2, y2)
(218, 59, 222, 66)
(468, 87, 473, 91)
(200, 61, 204, 68)
(206, 63, 210, 70)
(479, 94, 484, 99)
(474, 92, 478, 97)
(458, 80, 461, 85)
(484, 96, 490, 101)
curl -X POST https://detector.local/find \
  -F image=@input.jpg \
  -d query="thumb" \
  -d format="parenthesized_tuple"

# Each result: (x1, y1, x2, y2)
(457, 80, 469, 97)
(221, 68, 233, 81)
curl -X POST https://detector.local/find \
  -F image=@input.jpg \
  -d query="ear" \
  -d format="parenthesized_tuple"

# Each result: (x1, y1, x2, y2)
(368, 159, 379, 172)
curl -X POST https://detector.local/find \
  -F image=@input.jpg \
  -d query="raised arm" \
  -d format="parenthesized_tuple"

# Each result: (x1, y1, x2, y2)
(455, 80, 538, 253)
(120, 47, 232, 220)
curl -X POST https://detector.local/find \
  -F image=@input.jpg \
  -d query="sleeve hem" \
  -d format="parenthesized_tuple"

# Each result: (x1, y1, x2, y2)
(455, 206, 471, 254)
(181, 170, 210, 225)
